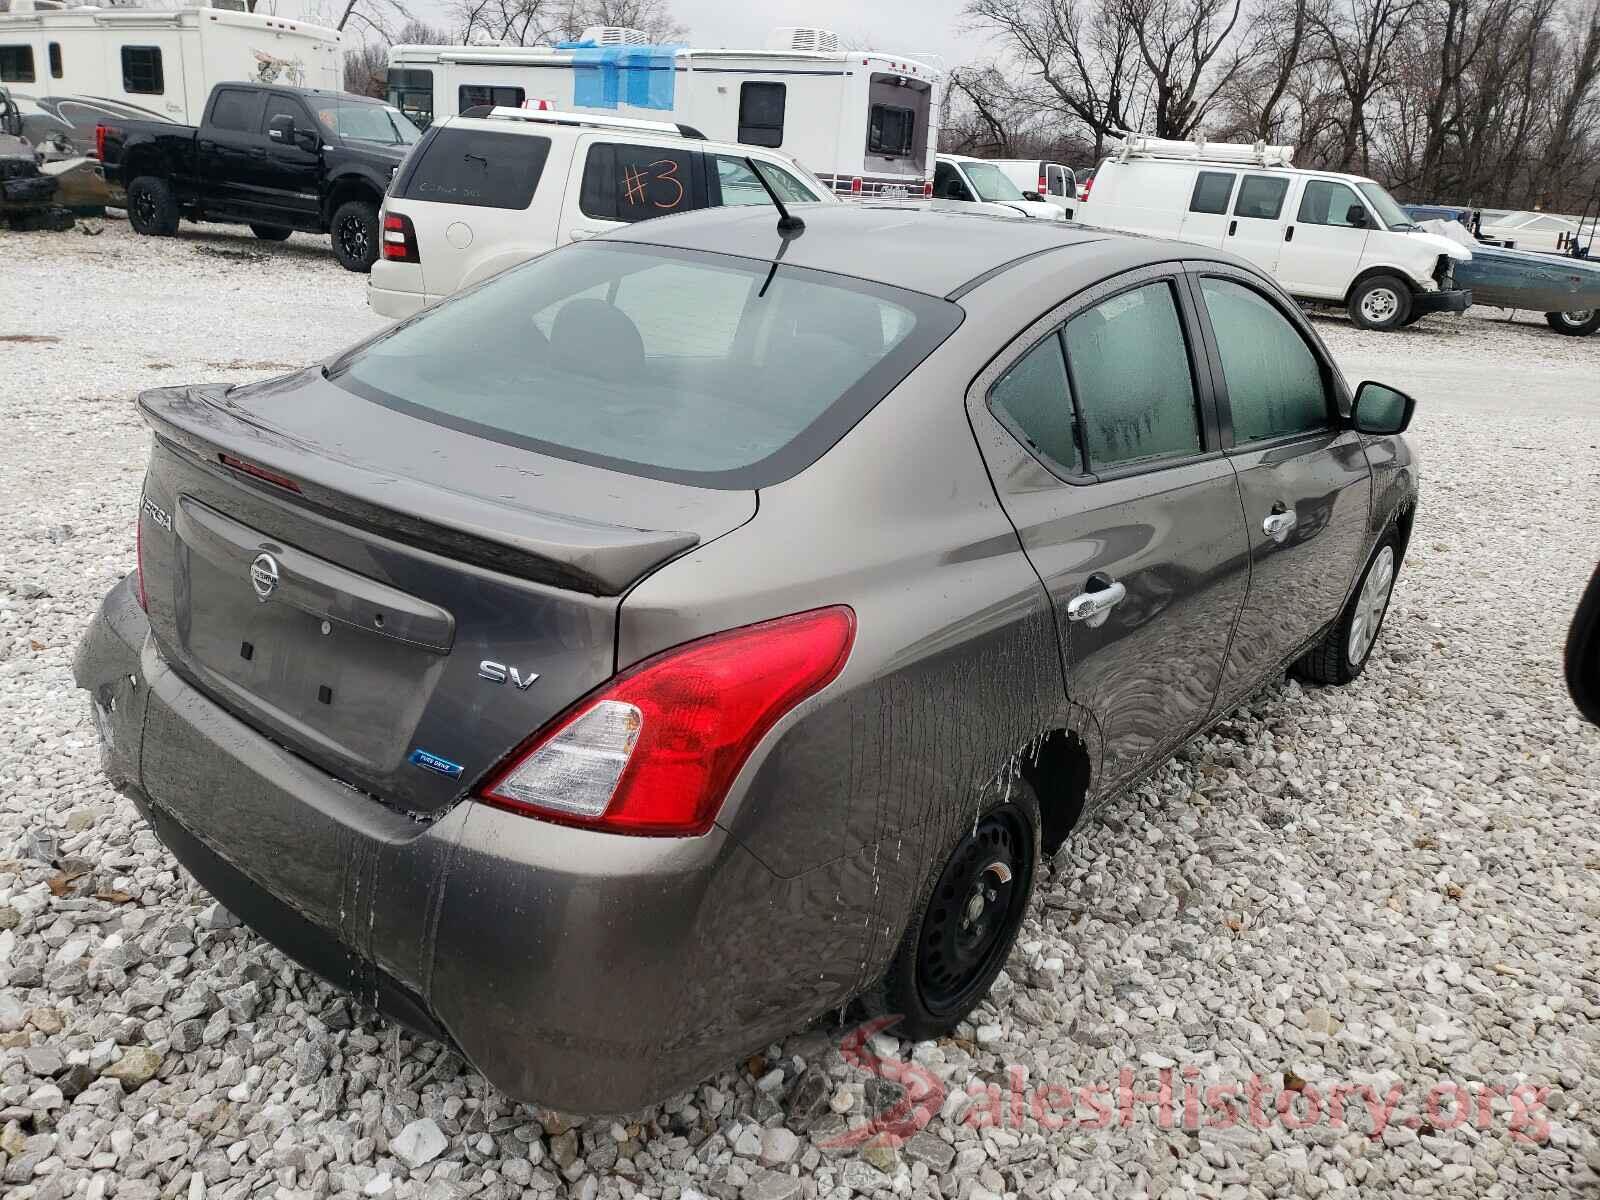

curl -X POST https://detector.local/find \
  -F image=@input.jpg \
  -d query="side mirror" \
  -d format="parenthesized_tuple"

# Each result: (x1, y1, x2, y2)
(294, 127, 320, 153)
(1350, 381, 1415, 434)
(1569, 565, 1600, 725)
(1345, 204, 1368, 228)
(1023, 190, 1044, 202)
(267, 113, 295, 143)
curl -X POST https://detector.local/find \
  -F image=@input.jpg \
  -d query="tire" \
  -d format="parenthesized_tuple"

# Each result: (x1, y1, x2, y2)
(1347, 275, 1412, 331)
(1544, 309, 1600, 337)
(862, 780, 1041, 1042)
(250, 224, 293, 242)
(126, 176, 179, 237)
(1293, 532, 1401, 686)
(330, 199, 379, 273)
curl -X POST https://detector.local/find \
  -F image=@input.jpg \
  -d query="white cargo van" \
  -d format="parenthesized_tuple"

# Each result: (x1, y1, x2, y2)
(933, 154, 1065, 220)
(1076, 134, 1472, 330)
(989, 157, 1075, 214)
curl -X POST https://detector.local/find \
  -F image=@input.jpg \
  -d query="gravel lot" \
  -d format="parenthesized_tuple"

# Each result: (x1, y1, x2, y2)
(1, 218, 1597, 1200)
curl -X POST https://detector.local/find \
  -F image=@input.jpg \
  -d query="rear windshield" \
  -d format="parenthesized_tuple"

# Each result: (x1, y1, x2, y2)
(398, 127, 550, 210)
(329, 243, 960, 488)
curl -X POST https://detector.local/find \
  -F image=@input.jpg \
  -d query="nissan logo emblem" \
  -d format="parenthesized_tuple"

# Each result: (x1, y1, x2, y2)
(250, 552, 280, 601)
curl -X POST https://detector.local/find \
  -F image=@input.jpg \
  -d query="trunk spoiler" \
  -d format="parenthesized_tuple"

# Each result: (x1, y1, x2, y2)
(137, 385, 699, 596)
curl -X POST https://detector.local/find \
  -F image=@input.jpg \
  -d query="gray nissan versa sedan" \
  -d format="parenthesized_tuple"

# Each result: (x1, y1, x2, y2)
(76, 204, 1418, 1114)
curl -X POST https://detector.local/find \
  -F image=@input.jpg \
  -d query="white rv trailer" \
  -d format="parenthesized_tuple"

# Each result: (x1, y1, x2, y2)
(385, 27, 941, 199)
(0, 0, 340, 150)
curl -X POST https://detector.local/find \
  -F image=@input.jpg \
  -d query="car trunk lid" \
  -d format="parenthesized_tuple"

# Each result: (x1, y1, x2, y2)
(135, 374, 755, 817)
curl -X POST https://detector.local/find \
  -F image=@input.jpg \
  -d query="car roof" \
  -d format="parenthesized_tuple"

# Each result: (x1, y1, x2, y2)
(442, 111, 802, 164)
(605, 204, 1116, 298)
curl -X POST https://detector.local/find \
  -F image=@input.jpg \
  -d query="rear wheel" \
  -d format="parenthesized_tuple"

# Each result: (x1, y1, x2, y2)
(250, 224, 293, 242)
(1348, 275, 1412, 331)
(126, 176, 179, 237)
(862, 781, 1040, 1041)
(1545, 309, 1600, 337)
(330, 200, 379, 273)
(1293, 533, 1400, 685)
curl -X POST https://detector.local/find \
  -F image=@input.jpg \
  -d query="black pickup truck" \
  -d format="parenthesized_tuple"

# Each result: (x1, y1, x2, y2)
(99, 83, 421, 272)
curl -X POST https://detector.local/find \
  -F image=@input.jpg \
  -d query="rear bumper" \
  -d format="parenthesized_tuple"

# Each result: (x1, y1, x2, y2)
(1413, 287, 1472, 315)
(366, 282, 431, 320)
(75, 577, 831, 1114)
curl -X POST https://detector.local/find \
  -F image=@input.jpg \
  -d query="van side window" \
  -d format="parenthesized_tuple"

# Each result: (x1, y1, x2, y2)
(580, 143, 700, 223)
(868, 105, 915, 156)
(0, 45, 35, 83)
(738, 82, 785, 148)
(1064, 282, 1203, 469)
(1046, 165, 1069, 197)
(459, 85, 525, 112)
(1198, 277, 1329, 441)
(1190, 171, 1235, 215)
(121, 46, 164, 95)
(1297, 180, 1367, 228)
(399, 128, 550, 210)
(990, 333, 1079, 474)
(49, 42, 62, 79)
(1234, 175, 1289, 220)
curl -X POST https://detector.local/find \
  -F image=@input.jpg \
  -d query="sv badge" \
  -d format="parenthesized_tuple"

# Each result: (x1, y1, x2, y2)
(479, 660, 540, 690)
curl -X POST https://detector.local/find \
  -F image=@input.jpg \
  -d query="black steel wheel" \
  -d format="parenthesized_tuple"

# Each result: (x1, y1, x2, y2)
(126, 176, 178, 237)
(862, 781, 1041, 1041)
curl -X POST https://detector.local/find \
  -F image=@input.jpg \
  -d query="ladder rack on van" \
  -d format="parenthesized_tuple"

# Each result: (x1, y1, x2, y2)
(1109, 131, 1295, 168)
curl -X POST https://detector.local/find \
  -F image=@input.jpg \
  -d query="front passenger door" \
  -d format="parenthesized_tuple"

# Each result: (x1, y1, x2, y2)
(1188, 266, 1373, 711)
(967, 268, 1251, 793)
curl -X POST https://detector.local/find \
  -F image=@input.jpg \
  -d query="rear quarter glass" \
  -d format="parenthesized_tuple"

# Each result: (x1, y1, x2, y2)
(397, 127, 552, 210)
(327, 241, 964, 490)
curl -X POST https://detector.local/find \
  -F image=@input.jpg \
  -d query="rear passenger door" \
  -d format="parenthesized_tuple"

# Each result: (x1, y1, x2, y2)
(966, 266, 1252, 793)
(196, 86, 264, 215)
(1185, 263, 1372, 712)
(1178, 169, 1237, 248)
(560, 136, 708, 243)
(1225, 174, 1292, 274)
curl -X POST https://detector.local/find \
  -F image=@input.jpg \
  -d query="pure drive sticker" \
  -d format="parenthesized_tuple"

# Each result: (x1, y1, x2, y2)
(408, 749, 463, 778)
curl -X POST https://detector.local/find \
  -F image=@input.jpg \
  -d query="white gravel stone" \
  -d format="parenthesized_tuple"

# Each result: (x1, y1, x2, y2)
(0, 218, 1596, 1200)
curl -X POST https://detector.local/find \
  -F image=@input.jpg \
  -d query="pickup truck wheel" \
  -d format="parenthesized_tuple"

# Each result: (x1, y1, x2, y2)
(861, 780, 1040, 1041)
(331, 200, 379, 273)
(126, 176, 179, 237)
(250, 224, 293, 242)
(1545, 309, 1600, 336)
(1348, 275, 1411, 331)
(1292, 532, 1400, 686)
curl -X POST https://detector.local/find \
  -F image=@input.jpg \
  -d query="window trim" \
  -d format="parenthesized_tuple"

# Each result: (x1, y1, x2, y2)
(1179, 262, 1349, 452)
(120, 45, 164, 95)
(974, 261, 1225, 487)
(737, 80, 785, 148)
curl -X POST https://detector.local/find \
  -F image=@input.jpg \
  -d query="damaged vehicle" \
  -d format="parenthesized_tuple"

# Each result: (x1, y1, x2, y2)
(78, 204, 1418, 1114)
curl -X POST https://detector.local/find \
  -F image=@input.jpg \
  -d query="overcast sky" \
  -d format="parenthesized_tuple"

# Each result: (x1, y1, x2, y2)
(371, 0, 988, 69)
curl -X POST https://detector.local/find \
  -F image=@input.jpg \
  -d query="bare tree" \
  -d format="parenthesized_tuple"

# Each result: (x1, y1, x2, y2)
(451, 0, 685, 46)
(1110, 0, 1251, 136)
(1308, 0, 1420, 172)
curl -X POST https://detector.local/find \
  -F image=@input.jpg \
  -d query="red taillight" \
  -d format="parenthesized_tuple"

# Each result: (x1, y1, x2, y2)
(135, 507, 148, 612)
(1080, 177, 1094, 201)
(849, 176, 863, 197)
(95, 123, 108, 162)
(923, 179, 933, 198)
(382, 211, 420, 263)
(218, 453, 301, 493)
(477, 607, 856, 836)
(1038, 175, 1048, 193)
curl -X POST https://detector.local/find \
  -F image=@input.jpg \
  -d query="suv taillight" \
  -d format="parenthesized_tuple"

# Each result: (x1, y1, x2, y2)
(477, 607, 856, 836)
(382, 210, 420, 263)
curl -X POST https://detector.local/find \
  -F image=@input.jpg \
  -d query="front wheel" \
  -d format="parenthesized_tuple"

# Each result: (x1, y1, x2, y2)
(1293, 533, 1401, 686)
(1348, 275, 1412, 331)
(862, 782, 1040, 1041)
(1545, 309, 1600, 337)
(330, 200, 379, 273)
(126, 176, 179, 237)
(250, 224, 293, 242)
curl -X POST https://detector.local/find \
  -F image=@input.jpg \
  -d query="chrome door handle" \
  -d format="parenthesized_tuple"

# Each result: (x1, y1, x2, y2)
(1066, 581, 1126, 627)
(1263, 511, 1298, 543)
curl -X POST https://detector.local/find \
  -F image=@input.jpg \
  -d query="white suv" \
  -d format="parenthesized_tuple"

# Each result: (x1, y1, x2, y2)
(370, 108, 835, 319)
(1076, 135, 1473, 330)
